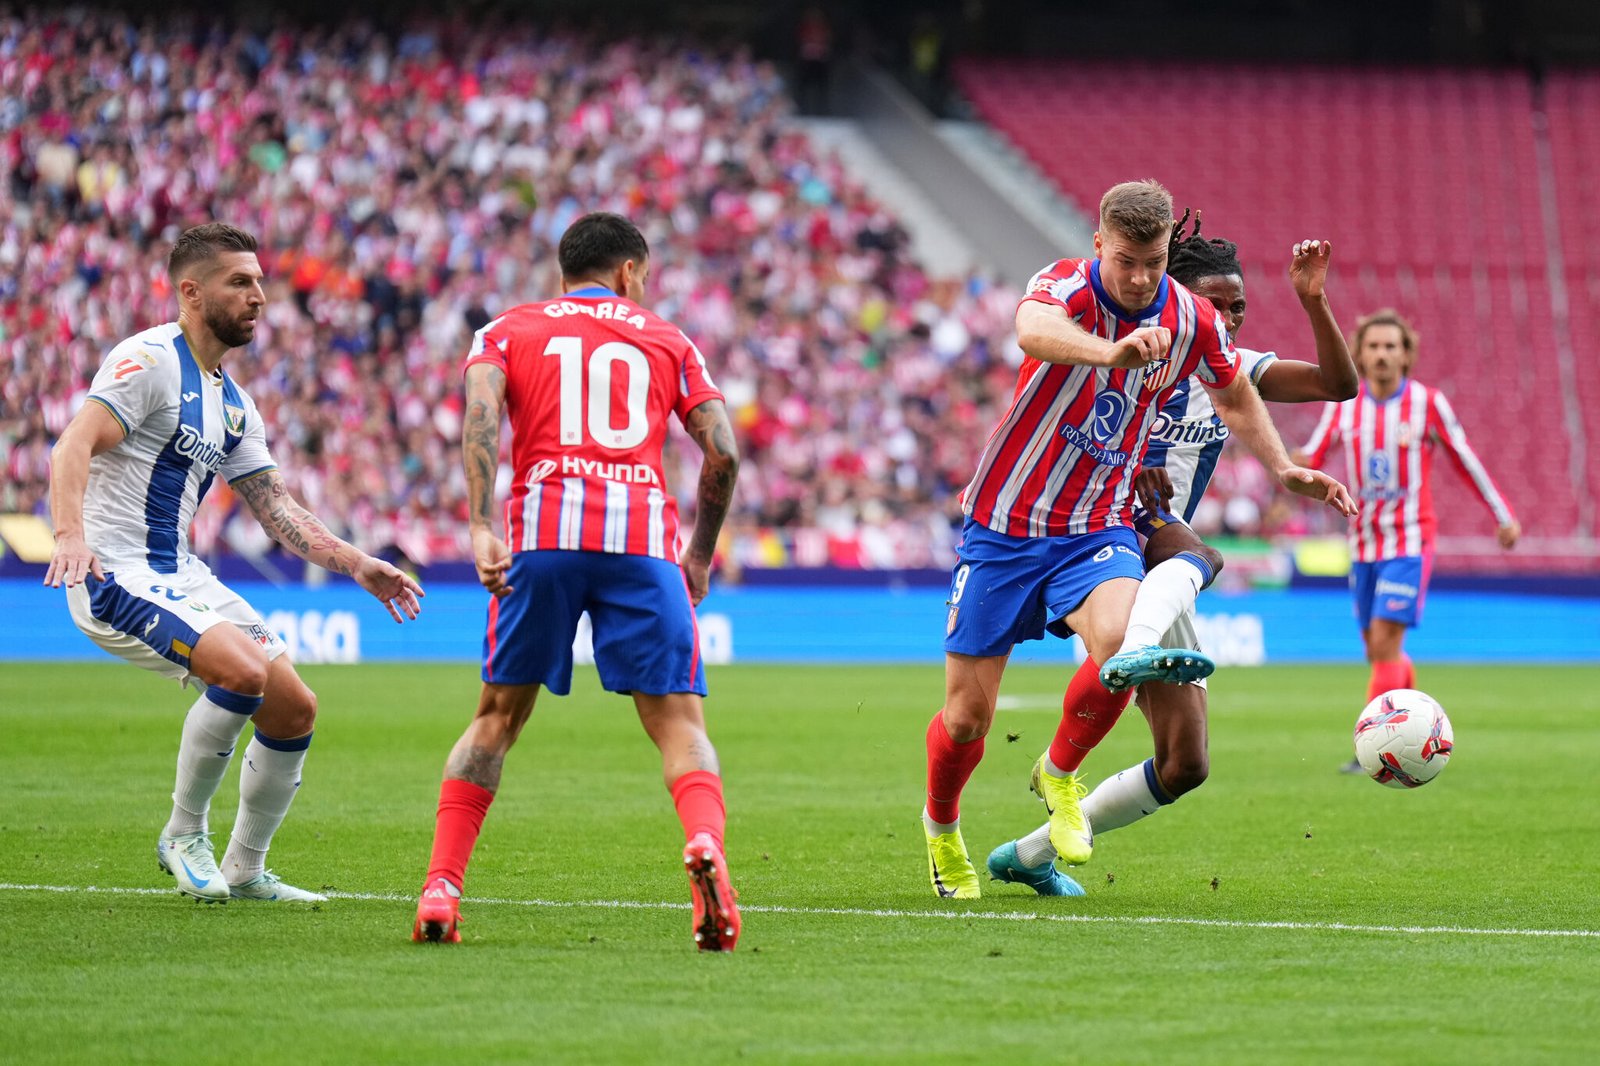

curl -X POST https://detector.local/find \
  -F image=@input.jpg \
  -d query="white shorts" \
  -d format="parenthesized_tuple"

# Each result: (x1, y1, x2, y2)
(66, 564, 287, 690)
(1161, 604, 1208, 691)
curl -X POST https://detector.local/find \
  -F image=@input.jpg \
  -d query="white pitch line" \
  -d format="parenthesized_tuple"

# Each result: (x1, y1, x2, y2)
(1, 882, 1595, 940)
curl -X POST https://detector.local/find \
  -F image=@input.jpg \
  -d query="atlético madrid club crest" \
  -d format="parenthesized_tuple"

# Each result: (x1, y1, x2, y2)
(1141, 357, 1178, 393)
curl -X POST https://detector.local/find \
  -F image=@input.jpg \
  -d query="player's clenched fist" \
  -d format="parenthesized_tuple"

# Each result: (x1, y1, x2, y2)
(1107, 326, 1170, 369)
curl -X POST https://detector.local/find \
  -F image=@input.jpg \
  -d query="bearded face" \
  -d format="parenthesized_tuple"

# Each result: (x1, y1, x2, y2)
(203, 295, 257, 349)
(188, 250, 264, 350)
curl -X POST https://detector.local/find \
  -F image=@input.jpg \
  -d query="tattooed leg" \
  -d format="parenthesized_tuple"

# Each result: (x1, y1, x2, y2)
(634, 692, 720, 785)
(443, 683, 539, 794)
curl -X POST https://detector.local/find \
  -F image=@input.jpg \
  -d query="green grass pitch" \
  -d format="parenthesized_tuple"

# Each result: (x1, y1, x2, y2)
(2, 661, 1598, 1064)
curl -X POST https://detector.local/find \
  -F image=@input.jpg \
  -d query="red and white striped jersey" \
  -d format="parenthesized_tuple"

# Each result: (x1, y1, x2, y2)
(1301, 378, 1515, 561)
(962, 258, 1240, 537)
(462, 285, 723, 559)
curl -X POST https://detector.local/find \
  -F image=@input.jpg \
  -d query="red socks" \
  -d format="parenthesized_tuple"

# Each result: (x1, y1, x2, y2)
(1047, 657, 1135, 774)
(1367, 658, 1412, 703)
(925, 712, 985, 825)
(425, 778, 495, 891)
(670, 769, 727, 851)
(426, 772, 727, 894)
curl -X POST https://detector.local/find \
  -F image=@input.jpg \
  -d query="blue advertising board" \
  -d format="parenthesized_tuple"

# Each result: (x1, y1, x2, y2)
(1, 579, 1595, 665)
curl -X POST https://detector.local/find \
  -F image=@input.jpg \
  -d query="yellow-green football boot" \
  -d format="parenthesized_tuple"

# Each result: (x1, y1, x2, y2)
(1030, 756, 1093, 865)
(923, 819, 981, 899)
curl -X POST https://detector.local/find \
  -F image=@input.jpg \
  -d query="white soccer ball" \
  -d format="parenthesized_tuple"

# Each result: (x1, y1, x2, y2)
(1352, 688, 1454, 789)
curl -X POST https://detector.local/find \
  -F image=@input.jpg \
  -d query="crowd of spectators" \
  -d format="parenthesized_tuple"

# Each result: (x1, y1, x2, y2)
(0, 9, 1300, 576)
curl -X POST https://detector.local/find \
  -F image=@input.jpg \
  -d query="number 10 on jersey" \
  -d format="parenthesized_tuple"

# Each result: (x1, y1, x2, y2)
(543, 336, 650, 450)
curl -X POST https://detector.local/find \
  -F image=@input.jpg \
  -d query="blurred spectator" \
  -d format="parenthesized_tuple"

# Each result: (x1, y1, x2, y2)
(0, 8, 1294, 574)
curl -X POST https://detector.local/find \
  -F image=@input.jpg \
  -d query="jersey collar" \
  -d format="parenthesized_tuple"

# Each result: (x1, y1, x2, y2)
(1090, 259, 1170, 323)
(1365, 376, 1410, 404)
(564, 285, 616, 298)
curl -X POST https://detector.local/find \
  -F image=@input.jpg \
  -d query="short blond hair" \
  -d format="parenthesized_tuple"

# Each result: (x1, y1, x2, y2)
(1099, 180, 1175, 244)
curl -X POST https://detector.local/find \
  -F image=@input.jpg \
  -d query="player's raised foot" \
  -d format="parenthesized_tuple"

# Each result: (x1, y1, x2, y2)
(684, 832, 740, 952)
(412, 876, 463, 943)
(1099, 645, 1215, 693)
(923, 820, 981, 899)
(1030, 756, 1093, 865)
(227, 870, 327, 902)
(1339, 757, 1366, 775)
(986, 840, 1085, 897)
(156, 831, 230, 902)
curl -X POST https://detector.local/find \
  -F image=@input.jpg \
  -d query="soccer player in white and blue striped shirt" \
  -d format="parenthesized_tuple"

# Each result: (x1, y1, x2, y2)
(46, 223, 424, 904)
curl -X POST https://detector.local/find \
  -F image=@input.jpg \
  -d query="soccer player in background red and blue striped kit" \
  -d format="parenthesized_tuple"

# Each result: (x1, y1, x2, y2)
(922, 180, 1353, 898)
(412, 212, 743, 949)
(1298, 309, 1519, 772)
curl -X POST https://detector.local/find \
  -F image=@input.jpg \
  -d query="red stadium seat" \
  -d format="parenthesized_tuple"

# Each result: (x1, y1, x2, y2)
(954, 58, 1597, 551)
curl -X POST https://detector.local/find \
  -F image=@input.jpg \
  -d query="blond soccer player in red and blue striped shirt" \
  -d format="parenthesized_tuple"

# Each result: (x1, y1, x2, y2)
(922, 180, 1354, 899)
(1299, 309, 1519, 771)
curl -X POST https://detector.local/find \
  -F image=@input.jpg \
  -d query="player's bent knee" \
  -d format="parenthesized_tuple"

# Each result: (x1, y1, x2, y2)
(257, 685, 317, 739)
(1195, 544, 1225, 578)
(941, 702, 991, 743)
(1156, 754, 1209, 797)
(1143, 525, 1201, 568)
(1081, 631, 1126, 668)
(191, 626, 270, 694)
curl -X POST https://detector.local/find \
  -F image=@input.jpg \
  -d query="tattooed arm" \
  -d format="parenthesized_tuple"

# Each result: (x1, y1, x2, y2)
(233, 469, 425, 622)
(680, 398, 740, 606)
(462, 362, 514, 597)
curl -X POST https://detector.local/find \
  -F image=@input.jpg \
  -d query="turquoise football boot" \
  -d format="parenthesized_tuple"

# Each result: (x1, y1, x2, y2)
(986, 840, 1085, 897)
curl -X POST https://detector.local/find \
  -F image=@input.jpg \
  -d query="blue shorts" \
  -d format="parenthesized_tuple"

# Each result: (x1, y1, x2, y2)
(943, 519, 1145, 657)
(1350, 555, 1431, 631)
(483, 551, 706, 697)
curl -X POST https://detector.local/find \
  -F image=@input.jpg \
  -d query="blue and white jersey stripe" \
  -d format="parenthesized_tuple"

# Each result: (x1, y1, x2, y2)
(82, 323, 276, 575)
(1142, 346, 1276, 521)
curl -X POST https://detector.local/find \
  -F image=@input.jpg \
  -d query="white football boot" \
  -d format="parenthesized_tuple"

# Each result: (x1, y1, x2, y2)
(227, 870, 328, 902)
(156, 831, 231, 902)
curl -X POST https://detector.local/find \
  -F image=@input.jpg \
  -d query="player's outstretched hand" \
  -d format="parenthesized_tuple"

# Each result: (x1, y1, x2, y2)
(44, 532, 104, 589)
(1107, 326, 1171, 369)
(1133, 467, 1175, 516)
(681, 551, 712, 606)
(356, 555, 426, 622)
(1279, 466, 1357, 516)
(1497, 520, 1521, 549)
(1289, 239, 1332, 299)
(471, 527, 514, 599)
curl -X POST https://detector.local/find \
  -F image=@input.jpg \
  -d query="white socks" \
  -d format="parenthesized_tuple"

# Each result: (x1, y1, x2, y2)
(222, 731, 311, 883)
(163, 686, 261, 838)
(1081, 759, 1173, 834)
(922, 808, 958, 836)
(1119, 554, 1212, 652)
(1014, 758, 1176, 867)
(1015, 824, 1057, 868)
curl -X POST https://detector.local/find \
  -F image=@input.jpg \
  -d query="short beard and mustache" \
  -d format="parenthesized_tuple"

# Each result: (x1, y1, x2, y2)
(204, 301, 256, 348)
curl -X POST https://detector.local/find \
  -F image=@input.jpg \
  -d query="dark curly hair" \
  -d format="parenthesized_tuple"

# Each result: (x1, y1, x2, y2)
(1166, 209, 1242, 287)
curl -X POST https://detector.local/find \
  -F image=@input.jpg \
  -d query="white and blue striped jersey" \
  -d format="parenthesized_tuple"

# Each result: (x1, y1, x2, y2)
(82, 323, 276, 575)
(1141, 346, 1276, 520)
